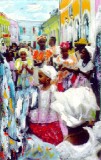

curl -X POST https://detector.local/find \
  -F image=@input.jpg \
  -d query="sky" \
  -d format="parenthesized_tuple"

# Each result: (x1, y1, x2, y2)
(0, 0, 59, 24)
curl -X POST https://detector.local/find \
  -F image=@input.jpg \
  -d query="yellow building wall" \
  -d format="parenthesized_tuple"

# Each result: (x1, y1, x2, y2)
(82, 0, 90, 13)
(60, 10, 69, 25)
(60, 0, 71, 25)
(60, 0, 71, 9)
(60, 0, 80, 25)
(72, 0, 80, 17)
(0, 13, 10, 46)
(60, 0, 91, 25)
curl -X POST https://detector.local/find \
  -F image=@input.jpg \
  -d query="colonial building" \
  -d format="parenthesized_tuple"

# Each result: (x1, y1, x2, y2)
(9, 19, 19, 45)
(59, 0, 96, 45)
(0, 12, 10, 46)
(41, 9, 60, 45)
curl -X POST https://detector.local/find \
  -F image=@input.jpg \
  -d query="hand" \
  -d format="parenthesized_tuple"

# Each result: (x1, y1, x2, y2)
(25, 64, 28, 69)
(22, 64, 26, 69)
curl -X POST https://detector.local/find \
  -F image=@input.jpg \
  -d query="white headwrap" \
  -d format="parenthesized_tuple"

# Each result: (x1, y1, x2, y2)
(19, 48, 28, 56)
(85, 46, 95, 60)
(40, 65, 57, 80)
(51, 87, 98, 128)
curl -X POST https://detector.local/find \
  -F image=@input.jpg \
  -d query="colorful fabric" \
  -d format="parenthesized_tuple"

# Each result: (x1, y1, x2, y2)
(53, 55, 75, 71)
(15, 58, 34, 87)
(33, 49, 53, 62)
(18, 134, 60, 160)
(37, 35, 47, 42)
(0, 58, 17, 158)
(15, 58, 33, 71)
(28, 85, 68, 140)
(60, 42, 70, 49)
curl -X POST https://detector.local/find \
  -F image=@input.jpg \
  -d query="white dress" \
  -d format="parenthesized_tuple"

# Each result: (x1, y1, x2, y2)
(51, 87, 99, 128)
(73, 59, 94, 88)
(53, 55, 74, 69)
(49, 45, 61, 56)
(77, 59, 94, 73)
(29, 84, 68, 137)
(56, 126, 101, 160)
(29, 85, 58, 123)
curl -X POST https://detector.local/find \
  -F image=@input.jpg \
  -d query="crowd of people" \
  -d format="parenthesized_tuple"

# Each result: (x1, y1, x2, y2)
(0, 35, 101, 160)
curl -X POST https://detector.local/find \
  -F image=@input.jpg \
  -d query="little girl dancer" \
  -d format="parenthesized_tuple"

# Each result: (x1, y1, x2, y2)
(28, 65, 68, 145)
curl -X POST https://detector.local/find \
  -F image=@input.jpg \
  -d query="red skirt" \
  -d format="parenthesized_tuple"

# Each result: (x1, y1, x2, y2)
(29, 121, 63, 145)
(57, 82, 64, 92)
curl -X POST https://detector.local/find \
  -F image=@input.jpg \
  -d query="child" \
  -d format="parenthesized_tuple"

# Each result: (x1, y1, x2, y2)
(28, 65, 68, 145)
(14, 48, 37, 132)
(15, 48, 34, 88)
(51, 86, 100, 160)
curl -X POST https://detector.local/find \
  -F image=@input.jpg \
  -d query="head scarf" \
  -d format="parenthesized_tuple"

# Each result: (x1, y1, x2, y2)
(85, 45, 95, 60)
(19, 48, 28, 56)
(40, 65, 57, 80)
(37, 35, 47, 43)
(60, 42, 70, 49)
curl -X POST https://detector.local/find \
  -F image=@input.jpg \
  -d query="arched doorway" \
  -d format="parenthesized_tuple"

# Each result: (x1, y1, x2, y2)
(83, 14, 89, 41)
(75, 19, 80, 41)
(68, 22, 73, 43)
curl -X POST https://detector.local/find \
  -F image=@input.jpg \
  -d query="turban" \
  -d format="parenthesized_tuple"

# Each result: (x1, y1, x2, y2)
(19, 48, 28, 56)
(37, 35, 47, 43)
(85, 45, 95, 60)
(60, 42, 70, 49)
(40, 65, 57, 80)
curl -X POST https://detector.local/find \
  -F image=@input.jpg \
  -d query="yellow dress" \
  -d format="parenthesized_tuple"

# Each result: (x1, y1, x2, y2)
(15, 58, 34, 88)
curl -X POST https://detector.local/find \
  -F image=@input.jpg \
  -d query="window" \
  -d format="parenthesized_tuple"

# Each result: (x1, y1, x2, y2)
(83, 15, 89, 41)
(75, 20, 79, 41)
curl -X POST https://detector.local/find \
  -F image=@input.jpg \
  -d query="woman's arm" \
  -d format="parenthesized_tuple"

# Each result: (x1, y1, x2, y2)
(79, 70, 93, 79)
(61, 66, 79, 74)
(65, 67, 93, 79)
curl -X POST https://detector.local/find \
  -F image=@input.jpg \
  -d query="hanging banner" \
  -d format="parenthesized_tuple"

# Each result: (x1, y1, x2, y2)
(2, 34, 11, 38)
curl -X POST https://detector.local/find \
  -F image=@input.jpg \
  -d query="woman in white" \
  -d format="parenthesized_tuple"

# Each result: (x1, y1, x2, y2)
(51, 86, 100, 159)
(73, 46, 95, 88)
